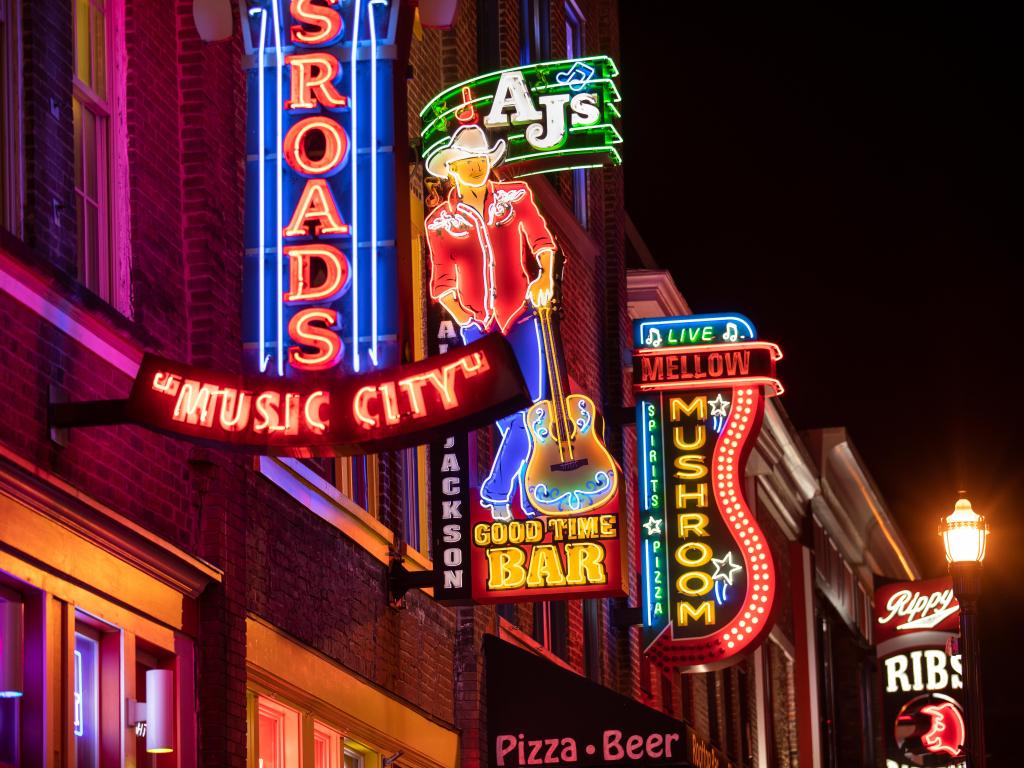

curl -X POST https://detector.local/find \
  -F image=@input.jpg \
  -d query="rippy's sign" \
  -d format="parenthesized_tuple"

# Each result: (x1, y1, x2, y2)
(633, 314, 783, 670)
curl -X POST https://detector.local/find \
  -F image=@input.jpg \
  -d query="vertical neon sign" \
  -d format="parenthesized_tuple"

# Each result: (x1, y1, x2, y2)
(242, 0, 399, 376)
(633, 313, 782, 671)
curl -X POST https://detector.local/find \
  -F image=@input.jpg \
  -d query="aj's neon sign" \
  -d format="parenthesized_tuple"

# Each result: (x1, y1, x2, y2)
(420, 56, 621, 178)
(634, 313, 782, 671)
(242, 0, 399, 375)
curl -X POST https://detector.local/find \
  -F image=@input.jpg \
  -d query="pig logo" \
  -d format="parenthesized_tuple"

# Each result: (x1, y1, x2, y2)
(920, 702, 965, 758)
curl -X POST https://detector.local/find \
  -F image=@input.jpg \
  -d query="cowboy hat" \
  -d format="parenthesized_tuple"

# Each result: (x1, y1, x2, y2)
(425, 125, 506, 178)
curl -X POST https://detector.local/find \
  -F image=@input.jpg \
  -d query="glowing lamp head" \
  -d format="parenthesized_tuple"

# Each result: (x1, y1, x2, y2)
(940, 495, 988, 564)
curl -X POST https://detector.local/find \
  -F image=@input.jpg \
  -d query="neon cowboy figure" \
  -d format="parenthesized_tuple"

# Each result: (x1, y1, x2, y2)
(424, 124, 556, 522)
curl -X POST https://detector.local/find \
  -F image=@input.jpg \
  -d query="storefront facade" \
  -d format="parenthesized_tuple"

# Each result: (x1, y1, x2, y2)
(0, 2, 924, 767)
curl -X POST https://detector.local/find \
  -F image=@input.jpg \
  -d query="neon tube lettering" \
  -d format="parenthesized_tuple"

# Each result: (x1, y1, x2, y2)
(288, 308, 342, 370)
(289, 0, 344, 46)
(285, 53, 348, 109)
(283, 116, 350, 176)
(283, 179, 349, 237)
(283, 244, 351, 302)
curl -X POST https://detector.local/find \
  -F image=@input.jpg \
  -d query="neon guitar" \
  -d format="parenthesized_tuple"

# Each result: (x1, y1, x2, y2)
(523, 304, 618, 515)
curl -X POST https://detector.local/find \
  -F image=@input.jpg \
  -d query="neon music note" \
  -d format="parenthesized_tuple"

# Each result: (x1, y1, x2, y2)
(644, 328, 663, 347)
(555, 61, 596, 92)
(722, 322, 739, 342)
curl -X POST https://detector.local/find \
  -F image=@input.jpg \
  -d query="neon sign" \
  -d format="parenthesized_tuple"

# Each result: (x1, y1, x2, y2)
(883, 649, 966, 766)
(420, 56, 621, 178)
(874, 576, 960, 644)
(111, 334, 528, 455)
(242, 0, 399, 375)
(634, 313, 781, 670)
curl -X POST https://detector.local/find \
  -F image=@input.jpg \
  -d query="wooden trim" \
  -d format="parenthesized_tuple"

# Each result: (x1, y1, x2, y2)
(259, 456, 434, 576)
(246, 616, 459, 768)
(0, 445, 221, 597)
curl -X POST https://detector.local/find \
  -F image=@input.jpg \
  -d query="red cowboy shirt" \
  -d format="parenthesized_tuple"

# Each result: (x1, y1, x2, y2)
(425, 180, 556, 333)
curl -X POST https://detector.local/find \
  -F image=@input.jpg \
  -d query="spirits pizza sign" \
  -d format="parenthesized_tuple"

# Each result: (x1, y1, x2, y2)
(633, 313, 782, 670)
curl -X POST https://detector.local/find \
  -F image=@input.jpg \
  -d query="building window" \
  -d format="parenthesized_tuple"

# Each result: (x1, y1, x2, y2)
(252, 693, 382, 768)
(564, 1, 587, 226)
(257, 697, 301, 768)
(519, 0, 550, 65)
(402, 446, 429, 555)
(1, 0, 24, 236)
(72, 0, 127, 310)
(477, 0, 500, 72)
(532, 601, 568, 661)
(335, 455, 380, 519)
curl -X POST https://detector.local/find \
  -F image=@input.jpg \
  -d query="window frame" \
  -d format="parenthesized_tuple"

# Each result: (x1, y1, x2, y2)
(70, 0, 130, 314)
(519, 0, 550, 65)
(0, 0, 24, 237)
(564, 0, 588, 227)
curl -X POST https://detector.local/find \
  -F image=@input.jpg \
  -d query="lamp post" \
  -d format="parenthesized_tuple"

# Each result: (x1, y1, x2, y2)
(940, 494, 988, 768)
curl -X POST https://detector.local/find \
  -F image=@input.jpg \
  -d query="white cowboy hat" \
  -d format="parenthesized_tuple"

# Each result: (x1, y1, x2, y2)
(425, 125, 506, 178)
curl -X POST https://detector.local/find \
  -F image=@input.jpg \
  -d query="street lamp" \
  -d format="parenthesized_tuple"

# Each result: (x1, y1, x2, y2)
(940, 494, 988, 768)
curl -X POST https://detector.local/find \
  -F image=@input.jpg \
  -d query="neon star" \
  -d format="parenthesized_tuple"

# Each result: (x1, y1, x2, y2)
(711, 551, 743, 585)
(708, 393, 730, 417)
(643, 516, 662, 536)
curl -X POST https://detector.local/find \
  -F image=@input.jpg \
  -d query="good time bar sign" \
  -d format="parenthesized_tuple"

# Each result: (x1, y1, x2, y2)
(633, 313, 783, 671)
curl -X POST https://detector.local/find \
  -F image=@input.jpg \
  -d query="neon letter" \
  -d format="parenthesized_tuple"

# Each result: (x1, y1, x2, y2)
(354, 386, 380, 429)
(173, 380, 218, 427)
(677, 600, 715, 626)
(304, 390, 329, 433)
(483, 70, 543, 128)
(253, 391, 282, 433)
(218, 388, 253, 432)
(284, 179, 349, 237)
(286, 53, 348, 109)
(288, 308, 342, 370)
(283, 116, 350, 176)
(289, 0, 343, 46)
(283, 244, 351, 302)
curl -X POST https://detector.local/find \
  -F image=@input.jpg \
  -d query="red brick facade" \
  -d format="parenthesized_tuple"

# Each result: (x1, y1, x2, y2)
(0, 2, 917, 767)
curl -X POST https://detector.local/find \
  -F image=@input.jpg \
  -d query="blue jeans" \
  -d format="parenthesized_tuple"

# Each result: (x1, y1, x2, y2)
(462, 313, 547, 510)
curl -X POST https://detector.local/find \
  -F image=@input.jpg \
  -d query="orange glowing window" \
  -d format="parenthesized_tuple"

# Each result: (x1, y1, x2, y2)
(256, 696, 301, 768)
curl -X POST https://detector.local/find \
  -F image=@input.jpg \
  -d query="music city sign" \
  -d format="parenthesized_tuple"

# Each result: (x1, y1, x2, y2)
(633, 313, 783, 671)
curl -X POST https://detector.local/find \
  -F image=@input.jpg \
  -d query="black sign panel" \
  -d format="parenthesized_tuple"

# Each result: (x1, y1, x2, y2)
(428, 302, 473, 602)
(485, 635, 693, 767)
(880, 643, 967, 767)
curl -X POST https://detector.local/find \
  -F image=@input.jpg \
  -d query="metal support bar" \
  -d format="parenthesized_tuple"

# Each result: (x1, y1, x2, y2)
(387, 557, 435, 607)
(49, 398, 130, 429)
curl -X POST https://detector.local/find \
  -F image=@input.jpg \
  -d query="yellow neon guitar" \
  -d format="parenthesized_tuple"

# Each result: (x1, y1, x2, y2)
(523, 304, 618, 516)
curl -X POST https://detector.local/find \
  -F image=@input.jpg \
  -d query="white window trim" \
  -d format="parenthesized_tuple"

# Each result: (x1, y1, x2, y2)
(257, 456, 433, 576)
(72, 0, 132, 315)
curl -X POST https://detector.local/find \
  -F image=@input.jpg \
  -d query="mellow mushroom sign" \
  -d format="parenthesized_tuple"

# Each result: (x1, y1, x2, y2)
(632, 313, 783, 671)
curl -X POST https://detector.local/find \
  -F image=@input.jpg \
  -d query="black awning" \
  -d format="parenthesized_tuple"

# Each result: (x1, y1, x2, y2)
(484, 635, 735, 768)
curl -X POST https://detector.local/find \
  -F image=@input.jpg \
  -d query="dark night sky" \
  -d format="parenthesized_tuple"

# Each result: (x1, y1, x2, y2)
(620, 6, 1021, 760)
